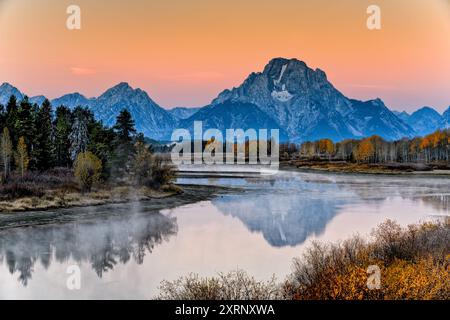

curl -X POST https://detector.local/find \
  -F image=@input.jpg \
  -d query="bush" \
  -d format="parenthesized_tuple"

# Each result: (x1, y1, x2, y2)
(0, 169, 77, 200)
(157, 220, 449, 300)
(150, 156, 175, 188)
(283, 219, 450, 300)
(157, 270, 282, 300)
(0, 182, 45, 200)
(74, 152, 102, 192)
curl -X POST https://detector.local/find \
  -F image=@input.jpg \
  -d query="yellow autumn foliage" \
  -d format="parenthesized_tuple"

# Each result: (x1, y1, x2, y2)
(74, 151, 102, 192)
(286, 219, 450, 300)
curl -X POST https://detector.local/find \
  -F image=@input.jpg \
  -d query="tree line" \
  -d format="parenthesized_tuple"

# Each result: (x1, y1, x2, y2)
(0, 95, 172, 191)
(281, 130, 450, 164)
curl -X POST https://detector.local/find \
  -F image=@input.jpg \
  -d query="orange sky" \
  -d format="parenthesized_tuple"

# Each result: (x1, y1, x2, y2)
(0, 0, 449, 111)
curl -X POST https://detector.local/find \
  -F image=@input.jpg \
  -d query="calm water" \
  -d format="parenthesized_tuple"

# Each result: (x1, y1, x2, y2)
(0, 170, 449, 299)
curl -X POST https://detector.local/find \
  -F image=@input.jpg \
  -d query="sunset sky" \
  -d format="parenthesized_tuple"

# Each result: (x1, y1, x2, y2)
(0, 0, 449, 112)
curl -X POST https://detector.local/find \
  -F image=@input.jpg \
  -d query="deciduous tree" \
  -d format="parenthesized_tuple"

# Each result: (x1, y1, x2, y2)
(15, 136, 29, 177)
(74, 151, 102, 192)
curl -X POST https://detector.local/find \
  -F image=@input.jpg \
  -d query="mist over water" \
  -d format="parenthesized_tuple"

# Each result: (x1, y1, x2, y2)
(0, 171, 449, 299)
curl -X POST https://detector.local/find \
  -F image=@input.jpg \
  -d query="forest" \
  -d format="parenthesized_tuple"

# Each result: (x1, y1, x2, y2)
(279, 130, 450, 165)
(0, 95, 174, 203)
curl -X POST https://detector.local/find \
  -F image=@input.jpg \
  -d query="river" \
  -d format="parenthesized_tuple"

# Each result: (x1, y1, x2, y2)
(0, 170, 449, 299)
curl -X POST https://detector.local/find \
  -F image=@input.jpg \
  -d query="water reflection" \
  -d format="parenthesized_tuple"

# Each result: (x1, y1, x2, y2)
(212, 181, 348, 247)
(1, 171, 449, 291)
(179, 172, 450, 247)
(0, 213, 177, 286)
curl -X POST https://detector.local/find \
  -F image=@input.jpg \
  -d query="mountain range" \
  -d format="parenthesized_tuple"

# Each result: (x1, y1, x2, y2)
(1, 58, 449, 142)
(393, 107, 450, 136)
(0, 82, 176, 140)
(168, 107, 201, 120)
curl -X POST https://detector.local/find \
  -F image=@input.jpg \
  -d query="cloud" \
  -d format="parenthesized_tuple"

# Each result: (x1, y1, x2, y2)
(70, 67, 97, 76)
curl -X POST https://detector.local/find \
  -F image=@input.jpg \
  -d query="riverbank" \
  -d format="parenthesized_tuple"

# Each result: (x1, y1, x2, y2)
(282, 160, 450, 175)
(0, 184, 236, 229)
(0, 184, 183, 213)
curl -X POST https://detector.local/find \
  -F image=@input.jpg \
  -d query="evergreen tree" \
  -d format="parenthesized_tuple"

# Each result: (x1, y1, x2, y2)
(17, 97, 35, 153)
(54, 106, 73, 167)
(110, 109, 137, 180)
(5, 95, 18, 146)
(87, 119, 116, 178)
(32, 99, 53, 170)
(69, 107, 90, 162)
(114, 109, 136, 143)
(0, 104, 5, 130)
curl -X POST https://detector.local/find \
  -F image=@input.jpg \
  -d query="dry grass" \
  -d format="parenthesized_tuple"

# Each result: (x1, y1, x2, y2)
(0, 185, 180, 212)
(157, 270, 282, 300)
(285, 160, 441, 174)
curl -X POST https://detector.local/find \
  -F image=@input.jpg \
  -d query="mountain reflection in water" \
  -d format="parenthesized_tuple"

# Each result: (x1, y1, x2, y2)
(0, 171, 449, 293)
(180, 172, 450, 247)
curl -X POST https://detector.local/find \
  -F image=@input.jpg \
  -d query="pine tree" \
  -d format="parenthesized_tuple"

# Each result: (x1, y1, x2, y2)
(109, 109, 137, 180)
(5, 95, 19, 146)
(0, 104, 5, 130)
(54, 106, 73, 167)
(69, 107, 89, 162)
(32, 99, 54, 170)
(86, 119, 116, 179)
(15, 136, 29, 177)
(0, 127, 13, 179)
(114, 109, 136, 143)
(17, 97, 35, 152)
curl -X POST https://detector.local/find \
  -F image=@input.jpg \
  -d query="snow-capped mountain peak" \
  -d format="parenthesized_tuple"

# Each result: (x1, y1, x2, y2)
(210, 58, 413, 142)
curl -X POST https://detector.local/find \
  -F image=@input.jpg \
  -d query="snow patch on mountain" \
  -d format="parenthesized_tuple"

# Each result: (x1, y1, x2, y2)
(271, 85, 293, 102)
(274, 64, 287, 86)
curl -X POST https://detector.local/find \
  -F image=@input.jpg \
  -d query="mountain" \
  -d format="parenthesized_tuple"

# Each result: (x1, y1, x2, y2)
(168, 107, 200, 120)
(51, 93, 92, 109)
(0, 83, 23, 105)
(406, 107, 443, 136)
(394, 106, 449, 135)
(179, 101, 289, 141)
(443, 107, 450, 129)
(1, 59, 446, 142)
(29, 95, 47, 106)
(0, 83, 47, 106)
(393, 110, 410, 123)
(90, 82, 176, 140)
(0, 82, 176, 140)
(210, 58, 414, 142)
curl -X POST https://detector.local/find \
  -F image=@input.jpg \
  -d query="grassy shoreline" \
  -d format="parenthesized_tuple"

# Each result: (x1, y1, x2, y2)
(0, 184, 182, 213)
(282, 160, 450, 175)
(0, 183, 237, 229)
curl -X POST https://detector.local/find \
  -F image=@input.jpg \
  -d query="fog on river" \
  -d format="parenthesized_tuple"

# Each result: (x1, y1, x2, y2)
(0, 171, 449, 299)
